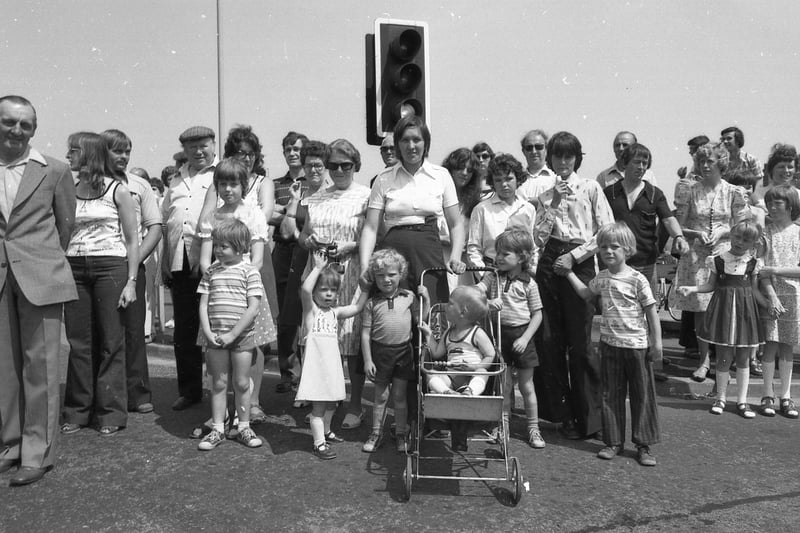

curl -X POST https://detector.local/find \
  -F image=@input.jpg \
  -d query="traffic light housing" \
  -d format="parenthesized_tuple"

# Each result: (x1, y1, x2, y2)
(365, 18, 429, 145)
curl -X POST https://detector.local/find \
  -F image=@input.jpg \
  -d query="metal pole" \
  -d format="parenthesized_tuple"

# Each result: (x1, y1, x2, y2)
(216, 0, 224, 139)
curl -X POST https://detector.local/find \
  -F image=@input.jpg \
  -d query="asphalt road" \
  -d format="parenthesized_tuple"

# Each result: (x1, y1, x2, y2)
(2, 322, 800, 532)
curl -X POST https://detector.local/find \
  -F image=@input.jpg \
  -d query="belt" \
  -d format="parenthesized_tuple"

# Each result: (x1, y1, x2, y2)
(391, 215, 438, 232)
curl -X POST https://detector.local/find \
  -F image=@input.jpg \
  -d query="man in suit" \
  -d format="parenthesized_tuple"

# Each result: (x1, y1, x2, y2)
(0, 95, 77, 486)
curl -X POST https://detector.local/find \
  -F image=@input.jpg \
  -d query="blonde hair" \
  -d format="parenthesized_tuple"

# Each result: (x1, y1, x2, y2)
(368, 248, 408, 279)
(449, 286, 488, 323)
(596, 222, 637, 259)
(729, 219, 762, 243)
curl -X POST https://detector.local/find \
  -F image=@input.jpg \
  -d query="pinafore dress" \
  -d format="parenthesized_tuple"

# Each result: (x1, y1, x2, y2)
(294, 303, 346, 402)
(697, 255, 763, 348)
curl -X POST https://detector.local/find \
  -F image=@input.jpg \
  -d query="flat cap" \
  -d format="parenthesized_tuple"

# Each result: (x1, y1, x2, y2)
(179, 126, 215, 143)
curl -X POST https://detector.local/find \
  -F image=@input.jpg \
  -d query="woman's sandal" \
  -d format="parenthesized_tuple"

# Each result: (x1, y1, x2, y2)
(341, 410, 364, 430)
(760, 396, 776, 417)
(710, 399, 726, 415)
(692, 365, 710, 383)
(780, 398, 799, 419)
(736, 403, 756, 419)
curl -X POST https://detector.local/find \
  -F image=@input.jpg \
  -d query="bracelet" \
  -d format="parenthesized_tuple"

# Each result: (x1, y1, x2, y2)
(675, 234, 686, 240)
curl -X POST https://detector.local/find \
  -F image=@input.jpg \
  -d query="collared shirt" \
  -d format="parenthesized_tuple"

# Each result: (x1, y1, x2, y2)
(362, 289, 417, 344)
(533, 172, 615, 262)
(122, 172, 161, 242)
(467, 194, 536, 268)
(588, 267, 655, 349)
(605, 180, 673, 266)
(272, 171, 307, 243)
(723, 150, 763, 181)
(368, 160, 458, 229)
(162, 161, 217, 271)
(596, 165, 656, 189)
(517, 167, 557, 204)
(476, 270, 542, 328)
(0, 146, 46, 220)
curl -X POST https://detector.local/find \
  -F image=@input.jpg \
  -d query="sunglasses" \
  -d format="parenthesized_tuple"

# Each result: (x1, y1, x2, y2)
(523, 144, 546, 152)
(477, 153, 492, 161)
(380, 146, 395, 153)
(326, 162, 354, 172)
(233, 151, 256, 160)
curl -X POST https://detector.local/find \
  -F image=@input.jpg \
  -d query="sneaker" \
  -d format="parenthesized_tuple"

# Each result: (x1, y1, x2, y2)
(527, 428, 546, 449)
(236, 427, 263, 448)
(313, 442, 336, 460)
(324, 431, 344, 443)
(709, 399, 726, 415)
(362, 432, 383, 453)
(60, 423, 82, 435)
(636, 446, 657, 466)
(396, 433, 408, 453)
(198, 429, 225, 451)
(597, 445, 623, 460)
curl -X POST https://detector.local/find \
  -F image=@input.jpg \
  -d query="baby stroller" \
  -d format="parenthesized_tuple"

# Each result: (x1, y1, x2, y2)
(402, 267, 523, 505)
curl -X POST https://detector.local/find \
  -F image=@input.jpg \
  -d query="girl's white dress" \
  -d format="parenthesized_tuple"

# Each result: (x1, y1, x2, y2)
(294, 303, 346, 402)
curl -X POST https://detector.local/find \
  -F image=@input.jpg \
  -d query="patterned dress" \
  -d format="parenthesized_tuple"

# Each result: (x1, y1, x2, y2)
(243, 174, 279, 318)
(668, 180, 750, 312)
(302, 184, 370, 356)
(761, 223, 800, 344)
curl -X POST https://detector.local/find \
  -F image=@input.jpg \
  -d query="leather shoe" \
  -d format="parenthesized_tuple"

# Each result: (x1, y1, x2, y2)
(0, 458, 20, 474)
(171, 396, 199, 411)
(10, 465, 52, 486)
(560, 420, 582, 440)
(135, 402, 154, 414)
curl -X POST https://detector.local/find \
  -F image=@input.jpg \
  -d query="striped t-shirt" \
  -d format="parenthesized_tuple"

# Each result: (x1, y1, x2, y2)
(476, 271, 542, 328)
(588, 267, 656, 349)
(197, 261, 263, 334)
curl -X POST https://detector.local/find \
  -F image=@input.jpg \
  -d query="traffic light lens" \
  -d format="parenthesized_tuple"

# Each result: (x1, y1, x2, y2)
(391, 63, 422, 94)
(394, 99, 422, 121)
(389, 29, 422, 61)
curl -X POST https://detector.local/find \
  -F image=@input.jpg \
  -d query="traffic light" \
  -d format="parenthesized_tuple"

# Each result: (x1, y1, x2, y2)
(365, 18, 429, 145)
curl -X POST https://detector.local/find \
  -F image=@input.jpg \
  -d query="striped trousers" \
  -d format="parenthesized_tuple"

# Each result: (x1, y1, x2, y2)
(600, 342, 660, 447)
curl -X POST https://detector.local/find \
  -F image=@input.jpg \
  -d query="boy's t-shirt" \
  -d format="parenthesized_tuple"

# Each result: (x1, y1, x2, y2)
(476, 271, 542, 327)
(197, 261, 264, 334)
(362, 289, 417, 344)
(588, 267, 655, 349)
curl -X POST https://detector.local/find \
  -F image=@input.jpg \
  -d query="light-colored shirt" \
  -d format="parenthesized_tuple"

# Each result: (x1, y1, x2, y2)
(362, 290, 416, 345)
(517, 167, 557, 204)
(0, 147, 46, 221)
(533, 172, 615, 262)
(66, 178, 127, 257)
(723, 150, 763, 182)
(197, 261, 263, 335)
(467, 194, 536, 268)
(596, 165, 656, 189)
(123, 172, 161, 242)
(588, 267, 655, 349)
(476, 270, 542, 328)
(162, 161, 216, 271)
(368, 160, 458, 229)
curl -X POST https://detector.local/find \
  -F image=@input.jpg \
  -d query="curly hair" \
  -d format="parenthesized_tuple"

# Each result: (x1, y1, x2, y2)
(368, 248, 408, 280)
(764, 143, 797, 183)
(224, 125, 266, 177)
(694, 142, 730, 173)
(486, 153, 526, 187)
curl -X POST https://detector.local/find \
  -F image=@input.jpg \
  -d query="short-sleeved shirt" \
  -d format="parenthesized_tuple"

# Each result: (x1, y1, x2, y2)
(197, 261, 263, 334)
(477, 270, 542, 327)
(368, 160, 459, 229)
(123, 172, 161, 243)
(197, 203, 269, 264)
(588, 267, 655, 349)
(706, 251, 762, 276)
(604, 180, 673, 266)
(362, 289, 417, 344)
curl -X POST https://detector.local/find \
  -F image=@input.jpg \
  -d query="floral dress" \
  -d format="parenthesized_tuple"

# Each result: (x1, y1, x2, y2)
(243, 174, 279, 319)
(761, 223, 800, 344)
(668, 180, 750, 312)
(302, 184, 370, 357)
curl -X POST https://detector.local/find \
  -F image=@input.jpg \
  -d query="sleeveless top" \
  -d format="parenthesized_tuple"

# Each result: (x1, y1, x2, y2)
(445, 325, 484, 365)
(66, 177, 127, 257)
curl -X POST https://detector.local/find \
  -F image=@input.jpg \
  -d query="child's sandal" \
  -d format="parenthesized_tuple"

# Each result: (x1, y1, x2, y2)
(760, 396, 776, 417)
(709, 399, 725, 415)
(780, 398, 799, 419)
(736, 403, 756, 419)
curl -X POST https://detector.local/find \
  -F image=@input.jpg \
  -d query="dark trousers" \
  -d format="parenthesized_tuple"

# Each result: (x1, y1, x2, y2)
(600, 342, 660, 447)
(533, 240, 602, 436)
(63, 256, 128, 428)
(170, 260, 203, 402)
(123, 263, 150, 408)
(273, 240, 299, 381)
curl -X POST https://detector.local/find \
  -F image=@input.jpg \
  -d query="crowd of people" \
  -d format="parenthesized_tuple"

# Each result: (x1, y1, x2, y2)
(1, 93, 799, 486)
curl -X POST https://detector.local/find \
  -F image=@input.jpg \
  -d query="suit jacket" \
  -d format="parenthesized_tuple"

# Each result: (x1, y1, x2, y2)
(0, 151, 77, 305)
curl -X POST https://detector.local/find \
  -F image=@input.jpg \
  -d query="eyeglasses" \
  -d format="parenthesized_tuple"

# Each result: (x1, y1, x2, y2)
(326, 162, 354, 172)
(304, 162, 325, 171)
(380, 146, 395, 153)
(477, 153, 492, 161)
(523, 144, 545, 152)
(233, 151, 256, 160)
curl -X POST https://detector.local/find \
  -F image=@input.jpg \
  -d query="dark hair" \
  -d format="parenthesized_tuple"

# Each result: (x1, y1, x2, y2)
(211, 218, 251, 255)
(149, 177, 165, 194)
(721, 126, 744, 148)
(765, 144, 797, 181)
(281, 131, 308, 150)
(688, 135, 710, 148)
(619, 143, 652, 169)
(76, 133, 114, 192)
(224, 125, 266, 177)
(726, 169, 758, 191)
(442, 147, 481, 217)
(546, 131, 584, 171)
(160, 165, 178, 185)
(0, 95, 36, 127)
(393, 115, 431, 161)
(472, 142, 494, 158)
(300, 140, 329, 164)
(213, 159, 250, 199)
(486, 153, 526, 187)
(764, 184, 800, 221)
(326, 138, 361, 172)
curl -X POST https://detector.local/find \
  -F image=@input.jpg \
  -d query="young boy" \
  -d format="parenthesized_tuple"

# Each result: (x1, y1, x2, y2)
(565, 221, 662, 466)
(475, 229, 545, 449)
(361, 249, 420, 454)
